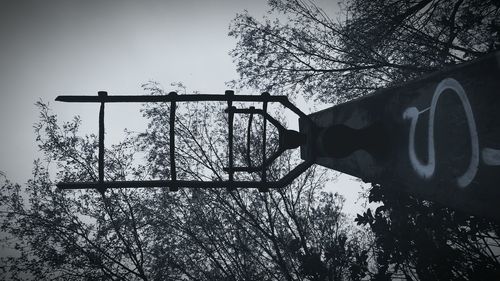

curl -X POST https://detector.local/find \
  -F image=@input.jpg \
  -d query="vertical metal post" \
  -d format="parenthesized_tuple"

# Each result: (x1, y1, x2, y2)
(226, 90, 235, 185)
(246, 107, 254, 167)
(98, 91, 107, 194)
(260, 92, 269, 192)
(169, 92, 178, 191)
(56, 90, 312, 193)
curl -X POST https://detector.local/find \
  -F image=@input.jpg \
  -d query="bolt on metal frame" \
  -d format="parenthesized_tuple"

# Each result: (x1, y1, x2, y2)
(55, 90, 313, 193)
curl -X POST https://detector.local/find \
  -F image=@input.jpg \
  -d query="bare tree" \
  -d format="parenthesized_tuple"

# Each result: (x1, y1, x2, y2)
(0, 83, 370, 280)
(229, 0, 499, 103)
(229, 0, 500, 279)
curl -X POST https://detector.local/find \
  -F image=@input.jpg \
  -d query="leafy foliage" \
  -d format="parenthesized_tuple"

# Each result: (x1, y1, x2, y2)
(229, 0, 500, 103)
(356, 184, 500, 280)
(230, 0, 500, 279)
(0, 84, 370, 280)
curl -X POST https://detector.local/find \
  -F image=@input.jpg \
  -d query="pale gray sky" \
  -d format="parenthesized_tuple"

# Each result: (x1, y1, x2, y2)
(0, 0, 367, 214)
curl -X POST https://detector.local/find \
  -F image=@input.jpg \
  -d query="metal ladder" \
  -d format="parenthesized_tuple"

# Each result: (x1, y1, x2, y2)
(55, 90, 312, 193)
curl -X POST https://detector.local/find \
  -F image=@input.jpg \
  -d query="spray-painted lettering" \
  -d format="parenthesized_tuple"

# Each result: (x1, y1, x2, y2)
(403, 78, 481, 188)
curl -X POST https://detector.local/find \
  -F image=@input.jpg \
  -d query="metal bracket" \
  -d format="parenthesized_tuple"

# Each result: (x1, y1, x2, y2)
(55, 91, 313, 192)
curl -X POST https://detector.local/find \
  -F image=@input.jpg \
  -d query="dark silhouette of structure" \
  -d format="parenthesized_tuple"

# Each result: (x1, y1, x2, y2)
(56, 91, 313, 193)
(56, 52, 500, 221)
(300, 51, 500, 221)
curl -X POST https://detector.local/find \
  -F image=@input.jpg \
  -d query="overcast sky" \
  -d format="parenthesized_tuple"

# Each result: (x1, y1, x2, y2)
(0, 0, 367, 214)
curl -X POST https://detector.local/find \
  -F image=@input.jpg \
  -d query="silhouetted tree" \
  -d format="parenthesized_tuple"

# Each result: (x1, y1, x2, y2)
(229, 0, 499, 103)
(0, 83, 370, 280)
(355, 183, 500, 280)
(229, 0, 500, 279)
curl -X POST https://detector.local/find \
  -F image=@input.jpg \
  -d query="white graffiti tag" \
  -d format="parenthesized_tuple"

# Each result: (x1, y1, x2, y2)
(482, 148, 500, 166)
(403, 78, 479, 188)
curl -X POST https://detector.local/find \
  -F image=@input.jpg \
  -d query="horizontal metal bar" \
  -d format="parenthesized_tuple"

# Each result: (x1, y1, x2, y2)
(58, 159, 312, 191)
(229, 108, 285, 131)
(55, 94, 289, 103)
(223, 148, 285, 173)
(57, 180, 282, 190)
